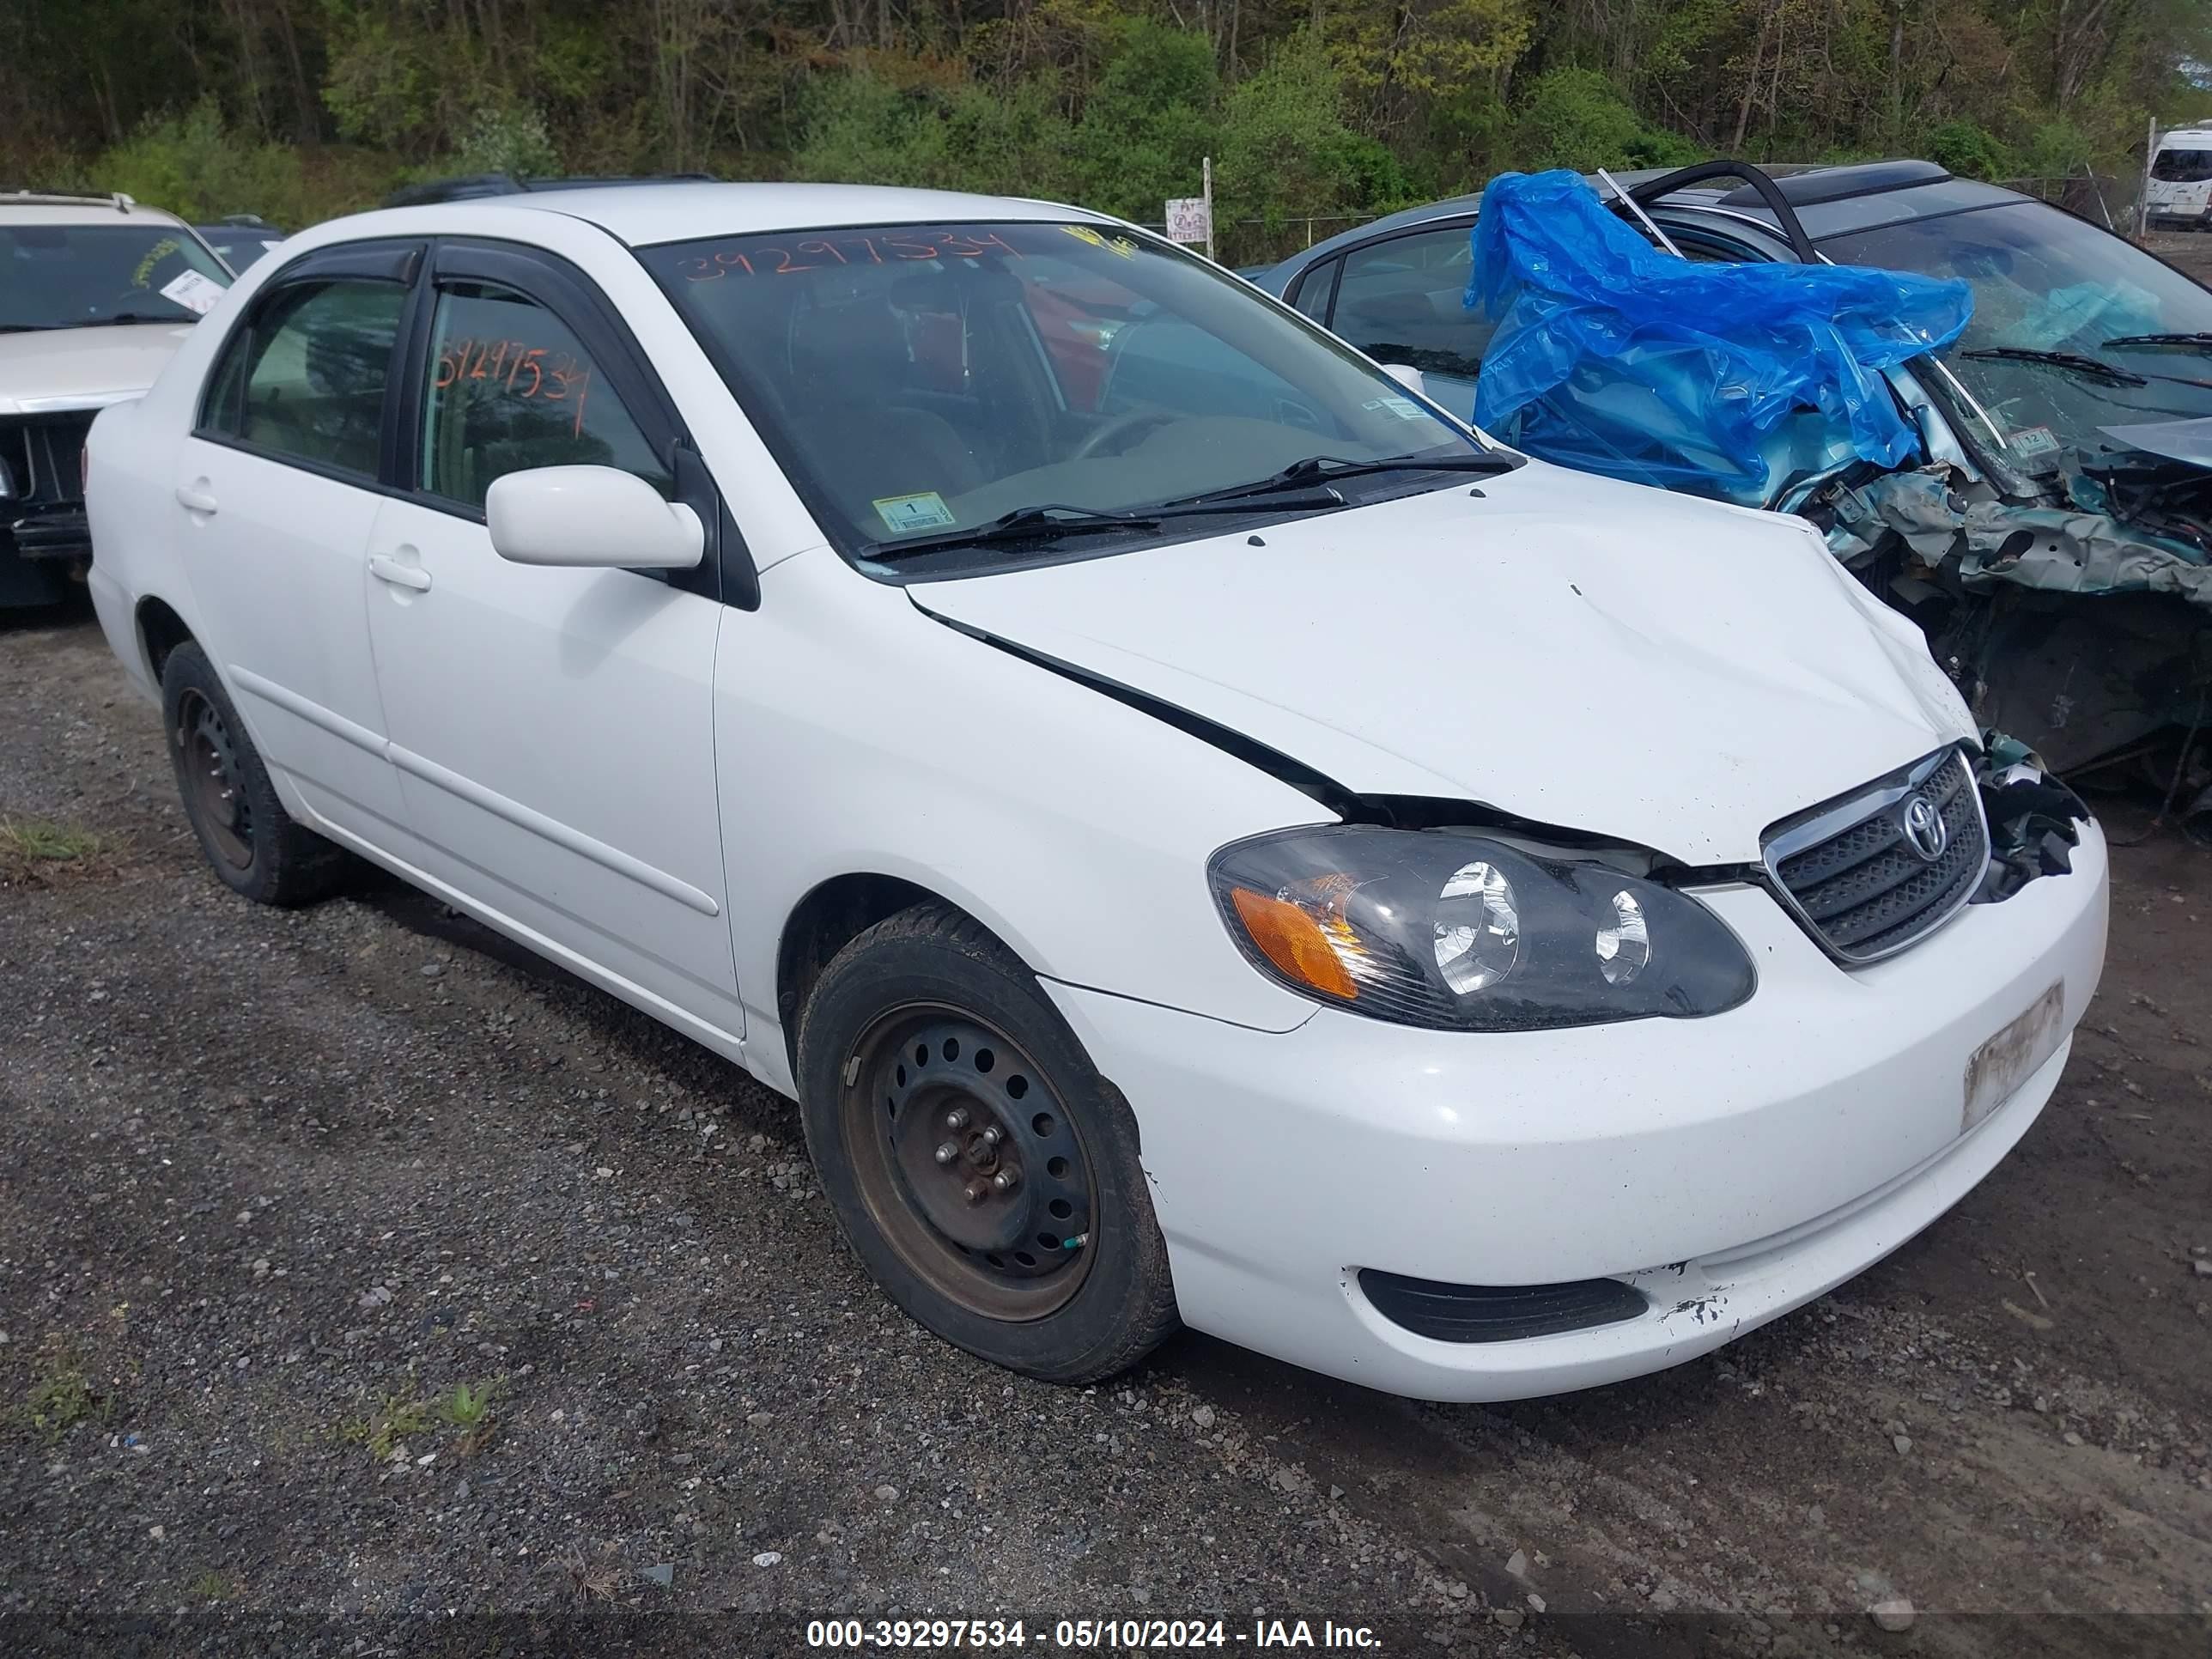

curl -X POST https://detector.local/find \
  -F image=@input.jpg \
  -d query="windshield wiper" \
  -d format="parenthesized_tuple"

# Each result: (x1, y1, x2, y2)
(1960, 346, 2148, 386)
(70, 312, 190, 328)
(866, 494, 1346, 562)
(2104, 331, 2212, 351)
(870, 503, 1161, 561)
(1170, 450, 1517, 508)
(0, 323, 62, 333)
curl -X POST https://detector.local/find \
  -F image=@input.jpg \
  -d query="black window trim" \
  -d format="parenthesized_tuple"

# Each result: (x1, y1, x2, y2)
(190, 238, 427, 491)
(399, 237, 756, 609)
(1285, 255, 1340, 325)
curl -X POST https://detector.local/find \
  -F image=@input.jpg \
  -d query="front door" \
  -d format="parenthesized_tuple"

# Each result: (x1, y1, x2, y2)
(173, 244, 420, 840)
(1324, 222, 1487, 424)
(361, 241, 740, 1041)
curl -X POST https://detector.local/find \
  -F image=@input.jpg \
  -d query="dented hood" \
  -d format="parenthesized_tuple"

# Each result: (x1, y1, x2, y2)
(912, 460, 1974, 865)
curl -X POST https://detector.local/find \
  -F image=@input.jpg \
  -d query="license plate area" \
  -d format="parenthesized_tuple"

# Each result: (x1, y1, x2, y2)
(1962, 981, 2066, 1134)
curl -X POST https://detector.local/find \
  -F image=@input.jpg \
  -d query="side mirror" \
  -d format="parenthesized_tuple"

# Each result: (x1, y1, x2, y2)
(1380, 362, 1428, 398)
(485, 465, 703, 570)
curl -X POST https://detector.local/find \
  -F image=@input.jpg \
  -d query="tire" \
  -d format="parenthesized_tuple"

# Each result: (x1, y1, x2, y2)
(161, 640, 353, 906)
(797, 903, 1180, 1383)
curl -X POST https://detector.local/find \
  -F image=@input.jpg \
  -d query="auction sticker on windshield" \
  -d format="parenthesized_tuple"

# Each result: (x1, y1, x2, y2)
(158, 270, 225, 315)
(874, 491, 957, 534)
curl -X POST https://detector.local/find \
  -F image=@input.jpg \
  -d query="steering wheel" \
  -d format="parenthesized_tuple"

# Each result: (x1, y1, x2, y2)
(1073, 409, 1179, 461)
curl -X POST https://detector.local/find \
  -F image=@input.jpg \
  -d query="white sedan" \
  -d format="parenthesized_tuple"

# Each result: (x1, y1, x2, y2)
(82, 183, 2108, 1401)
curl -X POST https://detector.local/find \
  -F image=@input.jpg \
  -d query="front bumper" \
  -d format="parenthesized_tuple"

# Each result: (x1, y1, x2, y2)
(1046, 824, 2109, 1401)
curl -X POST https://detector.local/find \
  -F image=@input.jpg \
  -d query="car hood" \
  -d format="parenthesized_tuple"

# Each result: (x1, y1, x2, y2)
(910, 460, 1975, 866)
(0, 323, 193, 416)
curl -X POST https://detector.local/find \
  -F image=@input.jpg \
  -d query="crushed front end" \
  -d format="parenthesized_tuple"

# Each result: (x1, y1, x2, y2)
(1, 408, 96, 607)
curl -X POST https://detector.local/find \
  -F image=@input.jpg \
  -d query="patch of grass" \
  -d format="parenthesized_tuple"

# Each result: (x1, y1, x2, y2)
(339, 1389, 432, 1461)
(188, 1570, 237, 1601)
(9, 1338, 112, 1440)
(562, 1540, 625, 1604)
(0, 817, 106, 880)
(437, 1378, 501, 1428)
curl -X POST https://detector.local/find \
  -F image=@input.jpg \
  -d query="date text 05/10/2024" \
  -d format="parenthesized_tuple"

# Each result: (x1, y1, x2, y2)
(805, 1619, 1386, 1649)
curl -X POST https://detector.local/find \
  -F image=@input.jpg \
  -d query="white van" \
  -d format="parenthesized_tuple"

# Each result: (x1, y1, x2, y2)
(2147, 129, 2212, 228)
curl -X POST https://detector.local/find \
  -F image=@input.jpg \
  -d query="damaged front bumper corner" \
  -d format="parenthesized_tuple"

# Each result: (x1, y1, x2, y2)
(1042, 816, 2108, 1401)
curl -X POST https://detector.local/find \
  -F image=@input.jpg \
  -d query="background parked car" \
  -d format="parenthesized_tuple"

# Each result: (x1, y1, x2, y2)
(1260, 161, 2212, 787)
(192, 213, 287, 271)
(2, 190, 232, 607)
(2145, 127, 2212, 228)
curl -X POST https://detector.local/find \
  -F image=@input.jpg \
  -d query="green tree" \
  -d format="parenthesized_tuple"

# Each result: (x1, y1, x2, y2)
(94, 99, 310, 223)
(1217, 31, 1413, 257)
(1070, 21, 1220, 220)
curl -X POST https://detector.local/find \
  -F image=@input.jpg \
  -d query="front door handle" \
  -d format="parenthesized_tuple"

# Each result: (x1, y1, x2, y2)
(368, 553, 433, 592)
(174, 482, 218, 514)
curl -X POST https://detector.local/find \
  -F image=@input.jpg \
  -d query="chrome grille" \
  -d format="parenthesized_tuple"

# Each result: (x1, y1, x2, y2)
(1762, 748, 1988, 963)
(1, 413, 93, 507)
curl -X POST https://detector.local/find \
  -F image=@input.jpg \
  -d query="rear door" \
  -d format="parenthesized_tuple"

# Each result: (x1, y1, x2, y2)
(175, 240, 421, 840)
(361, 238, 741, 1040)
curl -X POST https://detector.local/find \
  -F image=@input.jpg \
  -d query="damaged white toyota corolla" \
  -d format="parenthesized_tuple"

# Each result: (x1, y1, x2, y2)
(82, 184, 2108, 1401)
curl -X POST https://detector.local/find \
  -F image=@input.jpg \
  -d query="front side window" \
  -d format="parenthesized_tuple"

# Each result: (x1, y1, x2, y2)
(2152, 148, 2212, 183)
(639, 222, 1495, 565)
(1334, 225, 1488, 381)
(1, 222, 232, 331)
(201, 278, 404, 476)
(420, 283, 670, 511)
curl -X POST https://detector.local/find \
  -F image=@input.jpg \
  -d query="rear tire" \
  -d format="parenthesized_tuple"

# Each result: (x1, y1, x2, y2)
(161, 641, 353, 906)
(796, 903, 1180, 1383)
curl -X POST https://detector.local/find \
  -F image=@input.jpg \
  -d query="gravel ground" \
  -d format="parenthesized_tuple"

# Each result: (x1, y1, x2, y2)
(2, 601, 2209, 1658)
(2143, 229, 2212, 283)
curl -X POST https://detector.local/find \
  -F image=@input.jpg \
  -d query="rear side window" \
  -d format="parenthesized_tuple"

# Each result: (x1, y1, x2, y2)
(419, 282, 670, 511)
(1333, 225, 1488, 380)
(200, 279, 405, 477)
(1290, 258, 1339, 323)
(2153, 148, 2212, 182)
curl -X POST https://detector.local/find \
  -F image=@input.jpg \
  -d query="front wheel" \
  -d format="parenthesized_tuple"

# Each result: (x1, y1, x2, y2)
(796, 904, 1179, 1383)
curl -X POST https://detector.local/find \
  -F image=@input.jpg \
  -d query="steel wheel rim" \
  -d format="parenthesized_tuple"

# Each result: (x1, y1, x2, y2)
(175, 688, 252, 872)
(842, 1002, 1098, 1322)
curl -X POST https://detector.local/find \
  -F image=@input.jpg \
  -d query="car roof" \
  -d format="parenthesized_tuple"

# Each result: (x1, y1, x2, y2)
(1264, 161, 2034, 283)
(343, 182, 1109, 248)
(0, 195, 191, 230)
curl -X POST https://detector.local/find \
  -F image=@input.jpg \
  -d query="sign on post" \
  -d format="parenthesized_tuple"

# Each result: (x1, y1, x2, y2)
(1164, 197, 1212, 247)
(1164, 155, 1216, 261)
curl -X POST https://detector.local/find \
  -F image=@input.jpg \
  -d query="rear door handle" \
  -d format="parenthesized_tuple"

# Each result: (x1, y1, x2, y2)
(368, 553, 432, 592)
(174, 483, 218, 514)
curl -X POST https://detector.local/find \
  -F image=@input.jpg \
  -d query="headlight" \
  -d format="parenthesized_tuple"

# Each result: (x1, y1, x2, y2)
(1210, 826, 1754, 1031)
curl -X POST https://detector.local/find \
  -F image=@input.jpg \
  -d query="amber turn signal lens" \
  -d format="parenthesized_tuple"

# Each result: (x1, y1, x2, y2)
(1228, 885, 1358, 1000)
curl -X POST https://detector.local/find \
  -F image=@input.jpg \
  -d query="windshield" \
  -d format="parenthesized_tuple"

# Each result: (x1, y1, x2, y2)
(2153, 148, 2212, 183)
(2, 222, 233, 331)
(639, 221, 1492, 566)
(1820, 202, 2212, 469)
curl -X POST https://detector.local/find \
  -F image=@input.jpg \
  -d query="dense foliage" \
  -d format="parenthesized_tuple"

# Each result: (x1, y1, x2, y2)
(4, 1, 2208, 261)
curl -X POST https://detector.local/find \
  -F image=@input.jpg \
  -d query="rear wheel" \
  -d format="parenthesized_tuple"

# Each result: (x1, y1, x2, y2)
(797, 904, 1179, 1382)
(161, 641, 353, 905)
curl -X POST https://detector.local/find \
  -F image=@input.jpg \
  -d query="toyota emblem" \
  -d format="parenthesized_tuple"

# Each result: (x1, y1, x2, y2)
(1900, 792, 1948, 861)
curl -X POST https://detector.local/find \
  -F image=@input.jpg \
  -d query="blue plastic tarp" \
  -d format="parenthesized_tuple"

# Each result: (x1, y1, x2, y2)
(1467, 170, 1974, 507)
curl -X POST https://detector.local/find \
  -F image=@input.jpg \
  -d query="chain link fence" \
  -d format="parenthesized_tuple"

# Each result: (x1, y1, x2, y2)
(1135, 215, 1375, 272)
(1994, 171, 2130, 231)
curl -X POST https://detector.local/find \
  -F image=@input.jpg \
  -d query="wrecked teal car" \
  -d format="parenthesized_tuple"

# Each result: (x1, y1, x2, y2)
(1264, 161, 2212, 793)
